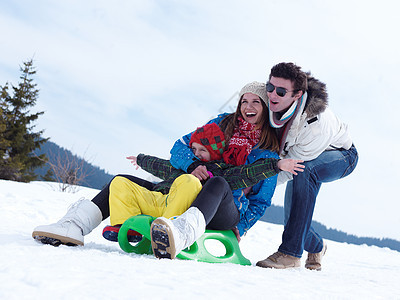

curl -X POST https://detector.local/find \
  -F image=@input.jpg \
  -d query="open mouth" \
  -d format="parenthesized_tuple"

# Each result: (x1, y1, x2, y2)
(245, 112, 257, 118)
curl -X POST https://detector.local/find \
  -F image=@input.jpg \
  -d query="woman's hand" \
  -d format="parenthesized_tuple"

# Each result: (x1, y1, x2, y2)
(277, 159, 305, 175)
(126, 156, 140, 170)
(191, 165, 210, 181)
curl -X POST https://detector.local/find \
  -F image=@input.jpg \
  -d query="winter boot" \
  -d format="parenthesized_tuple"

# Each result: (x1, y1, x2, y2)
(32, 199, 102, 246)
(256, 251, 301, 269)
(305, 242, 327, 271)
(102, 225, 142, 243)
(150, 207, 206, 259)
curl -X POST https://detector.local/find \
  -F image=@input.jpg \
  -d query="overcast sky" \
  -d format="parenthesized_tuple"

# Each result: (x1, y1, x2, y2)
(1, 0, 400, 240)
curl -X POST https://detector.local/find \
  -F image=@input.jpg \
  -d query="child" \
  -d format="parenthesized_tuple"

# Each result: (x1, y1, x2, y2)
(102, 123, 227, 242)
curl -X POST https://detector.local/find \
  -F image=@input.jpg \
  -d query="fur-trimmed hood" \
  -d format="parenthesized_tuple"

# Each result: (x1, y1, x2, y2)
(303, 73, 328, 118)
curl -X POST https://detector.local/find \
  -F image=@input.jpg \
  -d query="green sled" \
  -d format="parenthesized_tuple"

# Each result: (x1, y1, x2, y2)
(118, 215, 251, 266)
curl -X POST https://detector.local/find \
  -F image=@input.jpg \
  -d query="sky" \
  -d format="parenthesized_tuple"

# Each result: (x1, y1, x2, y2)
(1, 180, 399, 299)
(1, 0, 400, 240)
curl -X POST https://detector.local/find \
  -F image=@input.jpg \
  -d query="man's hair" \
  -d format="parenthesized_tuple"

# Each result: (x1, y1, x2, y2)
(269, 62, 308, 95)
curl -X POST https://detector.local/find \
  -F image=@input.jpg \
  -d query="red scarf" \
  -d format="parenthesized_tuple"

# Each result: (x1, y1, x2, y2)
(222, 117, 261, 166)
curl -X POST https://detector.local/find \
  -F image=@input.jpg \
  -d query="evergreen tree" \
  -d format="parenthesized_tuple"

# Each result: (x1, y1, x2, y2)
(0, 59, 48, 182)
(0, 101, 11, 163)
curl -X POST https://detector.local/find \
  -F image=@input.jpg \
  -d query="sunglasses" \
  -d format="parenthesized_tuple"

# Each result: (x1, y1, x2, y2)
(266, 82, 296, 97)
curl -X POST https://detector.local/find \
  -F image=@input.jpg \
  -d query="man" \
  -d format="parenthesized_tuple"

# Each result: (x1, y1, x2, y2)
(256, 62, 358, 270)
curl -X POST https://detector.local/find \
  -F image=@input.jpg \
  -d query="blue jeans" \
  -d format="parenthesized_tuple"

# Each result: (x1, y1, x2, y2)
(279, 145, 358, 258)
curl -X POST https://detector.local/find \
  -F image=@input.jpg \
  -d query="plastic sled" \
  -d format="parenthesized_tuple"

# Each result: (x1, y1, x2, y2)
(118, 214, 155, 255)
(177, 230, 251, 266)
(118, 215, 251, 266)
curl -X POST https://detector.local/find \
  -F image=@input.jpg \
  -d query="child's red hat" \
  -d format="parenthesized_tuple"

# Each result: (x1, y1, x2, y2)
(189, 123, 226, 161)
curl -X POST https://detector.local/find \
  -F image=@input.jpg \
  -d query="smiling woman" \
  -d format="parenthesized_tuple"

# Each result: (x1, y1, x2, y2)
(240, 92, 264, 127)
(220, 82, 279, 163)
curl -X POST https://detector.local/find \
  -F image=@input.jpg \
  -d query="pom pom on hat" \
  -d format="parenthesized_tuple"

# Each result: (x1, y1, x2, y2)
(239, 81, 268, 105)
(189, 123, 226, 161)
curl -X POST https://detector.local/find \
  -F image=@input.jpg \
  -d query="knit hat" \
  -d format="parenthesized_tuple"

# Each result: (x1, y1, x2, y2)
(189, 123, 226, 161)
(239, 81, 268, 105)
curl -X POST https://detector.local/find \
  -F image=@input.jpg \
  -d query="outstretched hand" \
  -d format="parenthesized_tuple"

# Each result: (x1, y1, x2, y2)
(277, 159, 305, 175)
(126, 156, 140, 170)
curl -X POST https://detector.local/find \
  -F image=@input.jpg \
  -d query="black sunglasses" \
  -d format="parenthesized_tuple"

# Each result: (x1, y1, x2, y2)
(266, 82, 296, 97)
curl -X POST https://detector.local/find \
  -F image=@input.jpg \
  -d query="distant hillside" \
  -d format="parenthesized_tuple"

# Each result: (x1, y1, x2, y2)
(260, 204, 400, 252)
(34, 141, 114, 190)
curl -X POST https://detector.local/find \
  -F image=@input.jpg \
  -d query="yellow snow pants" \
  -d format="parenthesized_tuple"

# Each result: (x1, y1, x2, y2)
(109, 174, 202, 226)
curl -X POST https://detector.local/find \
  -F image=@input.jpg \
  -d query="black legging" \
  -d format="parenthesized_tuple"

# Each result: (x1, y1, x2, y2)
(191, 176, 240, 231)
(91, 174, 155, 220)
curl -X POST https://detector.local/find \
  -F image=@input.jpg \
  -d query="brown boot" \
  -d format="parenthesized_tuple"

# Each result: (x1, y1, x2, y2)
(256, 251, 300, 269)
(305, 242, 327, 271)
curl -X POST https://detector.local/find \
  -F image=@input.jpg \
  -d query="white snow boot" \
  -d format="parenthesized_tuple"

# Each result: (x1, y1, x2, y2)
(32, 199, 102, 246)
(150, 207, 206, 259)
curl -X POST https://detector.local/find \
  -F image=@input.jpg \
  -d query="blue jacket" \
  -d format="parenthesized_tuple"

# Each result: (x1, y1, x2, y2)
(170, 113, 279, 236)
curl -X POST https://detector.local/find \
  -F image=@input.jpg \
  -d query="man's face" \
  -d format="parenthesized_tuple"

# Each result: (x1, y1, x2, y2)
(267, 76, 302, 113)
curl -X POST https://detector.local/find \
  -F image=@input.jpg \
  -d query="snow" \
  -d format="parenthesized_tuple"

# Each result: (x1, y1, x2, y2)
(1, 179, 399, 299)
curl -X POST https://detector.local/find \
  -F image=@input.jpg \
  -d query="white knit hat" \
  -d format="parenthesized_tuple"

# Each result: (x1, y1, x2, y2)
(239, 81, 268, 105)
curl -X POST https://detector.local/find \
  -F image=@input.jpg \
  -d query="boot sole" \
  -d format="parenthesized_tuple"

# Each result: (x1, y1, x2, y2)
(305, 265, 322, 271)
(150, 219, 177, 259)
(256, 260, 301, 269)
(32, 231, 83, 246)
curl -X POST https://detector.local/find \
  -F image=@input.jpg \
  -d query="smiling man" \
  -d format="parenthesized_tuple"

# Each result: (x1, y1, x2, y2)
(256, 62, 359, 270)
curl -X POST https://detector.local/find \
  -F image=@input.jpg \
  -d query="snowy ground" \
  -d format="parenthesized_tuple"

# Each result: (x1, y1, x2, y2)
(1, 179, 399, 300)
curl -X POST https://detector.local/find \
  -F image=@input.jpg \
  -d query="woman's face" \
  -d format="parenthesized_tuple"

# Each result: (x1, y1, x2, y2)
(240, 93, 264, 126)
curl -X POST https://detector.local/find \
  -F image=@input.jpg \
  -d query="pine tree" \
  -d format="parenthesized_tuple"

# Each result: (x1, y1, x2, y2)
(0, 59, 48, 182)
(0, 100, 11, 163)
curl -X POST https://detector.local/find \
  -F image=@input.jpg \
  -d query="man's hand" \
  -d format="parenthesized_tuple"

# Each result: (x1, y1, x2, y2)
(126, 156, 140, 170)
(277, 159, 305, 175)
(191, 165, 210, 181)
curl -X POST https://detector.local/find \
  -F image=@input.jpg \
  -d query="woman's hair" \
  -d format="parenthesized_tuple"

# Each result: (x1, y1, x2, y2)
(219, 96, 279, 152)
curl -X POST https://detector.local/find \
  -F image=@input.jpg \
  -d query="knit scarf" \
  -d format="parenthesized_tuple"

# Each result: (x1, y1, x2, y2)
(222, 117, 261, 166)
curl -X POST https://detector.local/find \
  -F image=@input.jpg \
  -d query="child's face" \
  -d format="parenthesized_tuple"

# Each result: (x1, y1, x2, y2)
(191, 142, 211, 162)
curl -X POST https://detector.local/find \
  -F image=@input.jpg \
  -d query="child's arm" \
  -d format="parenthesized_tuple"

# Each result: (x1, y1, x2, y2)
(136, 154, 185, 181)
(205, 158, 303, 190)
(134, 153, 303, 191)
(126, 156, 140, 170)
(210, 158, 279, 190)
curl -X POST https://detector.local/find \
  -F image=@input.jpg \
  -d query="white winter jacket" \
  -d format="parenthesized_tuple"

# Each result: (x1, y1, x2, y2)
(277, 76, 353, 185)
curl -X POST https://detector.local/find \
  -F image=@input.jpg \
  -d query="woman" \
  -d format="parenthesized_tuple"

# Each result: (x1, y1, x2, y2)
(150, 81, 285, 259)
